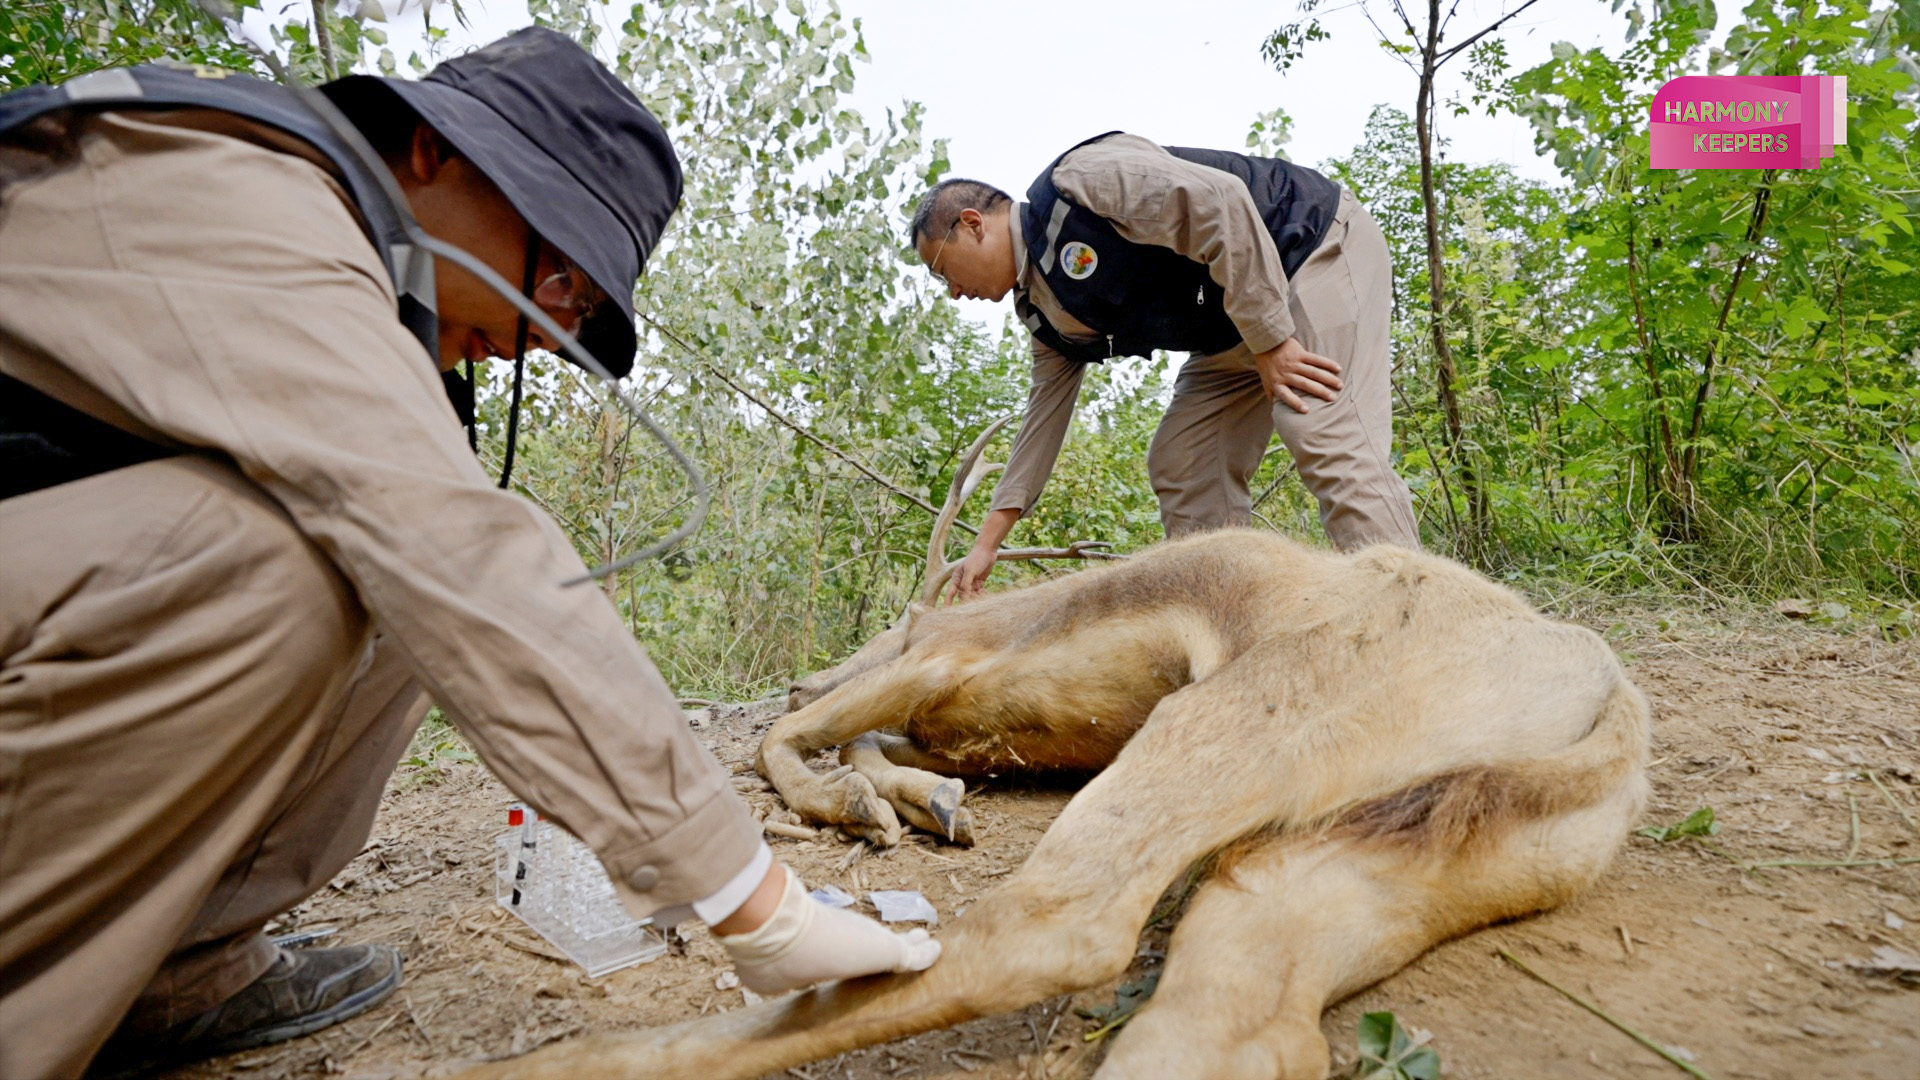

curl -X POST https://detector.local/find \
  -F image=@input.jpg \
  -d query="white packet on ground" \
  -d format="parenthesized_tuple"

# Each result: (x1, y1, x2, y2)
(868, 890, 938, 925)
(808, 883, 857, 909)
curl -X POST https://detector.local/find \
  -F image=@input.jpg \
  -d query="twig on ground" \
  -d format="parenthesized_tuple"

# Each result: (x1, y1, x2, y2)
(1699, 840, 1920, 873)
(1868, 771, 1918, 833)
(763, 820, 818, 841)
(1698, 842, 1748, 869)
(1498, 949, 1715, 1080)
(403, 992, 434, 1049)
(1618, 925, 1635, 959)
(1744, 856, 1920, 869)
(1847, 793, 1863, 861)
(946, 1047, 992, 1072)
(1082, 1011, 1132, 1044)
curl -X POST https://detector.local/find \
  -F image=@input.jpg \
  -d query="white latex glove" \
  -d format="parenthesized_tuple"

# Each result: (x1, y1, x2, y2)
(716, 871, 941, 994)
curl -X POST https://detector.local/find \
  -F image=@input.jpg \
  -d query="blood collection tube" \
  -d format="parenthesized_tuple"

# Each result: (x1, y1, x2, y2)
(509, 805, 532, 906)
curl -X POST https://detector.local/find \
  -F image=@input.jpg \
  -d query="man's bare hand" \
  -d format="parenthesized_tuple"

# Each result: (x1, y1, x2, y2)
(1254, 338, 1342, 414)
(946, 546, 997, 604)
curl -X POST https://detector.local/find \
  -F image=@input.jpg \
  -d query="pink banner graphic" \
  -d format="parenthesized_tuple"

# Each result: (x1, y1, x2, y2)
(1650, 75, 1848, 170)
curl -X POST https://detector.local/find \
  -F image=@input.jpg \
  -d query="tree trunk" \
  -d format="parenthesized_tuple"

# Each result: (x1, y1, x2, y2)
(1674, 172, 1775, 540)
(1414, 0, 1485, 554)
(1621, 198, 1686, 538)
(311, 0, 338, 81)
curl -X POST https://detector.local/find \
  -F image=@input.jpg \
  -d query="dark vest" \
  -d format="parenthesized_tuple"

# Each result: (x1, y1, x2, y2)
(1018, 132, 1342, 364)
(0, 62, 438, 501)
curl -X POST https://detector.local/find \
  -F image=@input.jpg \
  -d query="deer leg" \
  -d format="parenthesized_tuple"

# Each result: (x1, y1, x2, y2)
(841, 733, 974, 845)
(1094, 837, 1386, 1080)
(756, 652, 972, 846)
(868, 729, 999, 778)
(1099, 781, 1643, 1080)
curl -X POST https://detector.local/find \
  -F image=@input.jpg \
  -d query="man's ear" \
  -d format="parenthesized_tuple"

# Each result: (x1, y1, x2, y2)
(405, 124, 456, 184)
(957, 207, 984, 239)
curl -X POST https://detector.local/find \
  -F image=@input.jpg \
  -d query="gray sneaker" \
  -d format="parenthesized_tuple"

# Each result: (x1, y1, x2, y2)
(87, 944, 402, 1078)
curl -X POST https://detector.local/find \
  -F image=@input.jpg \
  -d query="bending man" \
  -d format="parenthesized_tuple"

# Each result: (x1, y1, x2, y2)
(910, 131, 1420, 599)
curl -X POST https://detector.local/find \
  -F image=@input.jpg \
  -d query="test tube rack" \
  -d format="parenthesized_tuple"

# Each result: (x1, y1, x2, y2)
(494, 807, 668, 977)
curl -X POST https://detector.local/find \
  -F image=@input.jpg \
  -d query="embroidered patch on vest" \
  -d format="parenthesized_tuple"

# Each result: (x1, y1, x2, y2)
(1062, 241, 1098, 280)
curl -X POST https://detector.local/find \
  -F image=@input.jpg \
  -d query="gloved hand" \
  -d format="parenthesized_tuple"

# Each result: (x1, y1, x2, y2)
(716, 868, 940, 994)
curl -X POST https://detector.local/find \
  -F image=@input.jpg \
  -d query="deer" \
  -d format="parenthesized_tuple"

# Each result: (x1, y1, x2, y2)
(463, 422, 1651, 1080)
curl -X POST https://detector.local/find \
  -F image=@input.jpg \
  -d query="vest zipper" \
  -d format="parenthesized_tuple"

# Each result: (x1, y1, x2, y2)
(1196, 286, 1205, 305)
(1107, 334, 1116, 360)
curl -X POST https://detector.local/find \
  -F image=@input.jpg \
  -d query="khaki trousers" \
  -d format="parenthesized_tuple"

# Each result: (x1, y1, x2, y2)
(0, 457, 428, 1079)
(1145, 191, 1420, 550)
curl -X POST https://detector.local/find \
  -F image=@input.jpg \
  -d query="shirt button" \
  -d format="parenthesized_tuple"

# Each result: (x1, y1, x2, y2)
(628, 866, 660, 891)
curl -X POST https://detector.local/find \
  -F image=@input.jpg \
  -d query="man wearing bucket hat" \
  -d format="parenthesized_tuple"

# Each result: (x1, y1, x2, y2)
(0, 28, 935, 1078)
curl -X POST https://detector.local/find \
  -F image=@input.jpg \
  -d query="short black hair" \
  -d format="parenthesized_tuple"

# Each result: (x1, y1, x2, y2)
(321, 80, 428, 162)
(908, 178, 1011, 245)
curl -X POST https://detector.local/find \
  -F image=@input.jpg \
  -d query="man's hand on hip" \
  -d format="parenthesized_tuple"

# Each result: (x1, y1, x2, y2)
(1255, 338, 1343, 414)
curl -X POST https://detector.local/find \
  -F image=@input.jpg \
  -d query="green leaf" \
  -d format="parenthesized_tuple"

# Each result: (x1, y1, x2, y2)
(1354, 1012, 1441, 1080)
(1635, 807, 1719, 843)
(1780, 296, 1831, 339)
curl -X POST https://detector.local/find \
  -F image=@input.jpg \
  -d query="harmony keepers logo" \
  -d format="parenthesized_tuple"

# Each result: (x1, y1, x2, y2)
(1650, 75, 1847, 169)
(1061, 242, 1098, 280)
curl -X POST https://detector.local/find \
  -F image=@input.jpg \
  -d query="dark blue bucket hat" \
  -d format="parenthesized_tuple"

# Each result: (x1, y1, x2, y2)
(325, 27, 679, 378)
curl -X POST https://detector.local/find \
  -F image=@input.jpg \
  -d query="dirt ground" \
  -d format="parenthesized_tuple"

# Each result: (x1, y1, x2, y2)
(166, 604, 1920, 1080)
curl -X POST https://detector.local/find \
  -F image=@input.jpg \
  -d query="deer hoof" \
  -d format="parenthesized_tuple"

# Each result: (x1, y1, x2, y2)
(835, 772, 903, 847)
(927, 778, 966, 841)
(946, 807, 976, 847)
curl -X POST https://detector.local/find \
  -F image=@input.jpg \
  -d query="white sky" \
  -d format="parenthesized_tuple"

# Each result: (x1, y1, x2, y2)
(346, 0, 1659, 185)
(846, 0, 1643, 184)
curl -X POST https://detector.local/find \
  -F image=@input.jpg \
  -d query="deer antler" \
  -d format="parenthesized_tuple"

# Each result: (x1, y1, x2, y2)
(918, 419, 1122, 606)
(923, 417, 1015, 589)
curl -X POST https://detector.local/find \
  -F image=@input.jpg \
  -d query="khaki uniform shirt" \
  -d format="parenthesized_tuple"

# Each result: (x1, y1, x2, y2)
(990, 133, 1304, 516)
(0, 110, 761, 916)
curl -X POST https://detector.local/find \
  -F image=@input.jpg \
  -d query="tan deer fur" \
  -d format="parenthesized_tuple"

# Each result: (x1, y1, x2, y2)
(463, 527, 1650, 1080)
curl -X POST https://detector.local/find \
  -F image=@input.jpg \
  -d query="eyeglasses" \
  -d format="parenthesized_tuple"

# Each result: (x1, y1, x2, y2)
(533, 250, 607, 335)
(925, 220, 960, 287)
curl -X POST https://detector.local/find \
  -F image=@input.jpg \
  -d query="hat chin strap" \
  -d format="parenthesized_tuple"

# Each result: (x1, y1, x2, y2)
(460, 234, 535, 490)
(495, 232, 538, 491)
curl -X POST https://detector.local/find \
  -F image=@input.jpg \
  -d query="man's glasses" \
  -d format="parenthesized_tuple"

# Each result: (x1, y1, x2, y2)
(534, 251, 607, 334)
(925, 219, 960, 287)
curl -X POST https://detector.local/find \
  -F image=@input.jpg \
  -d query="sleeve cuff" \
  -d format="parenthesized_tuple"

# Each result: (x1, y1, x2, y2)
(604, 785, 766, 920)
(690, 841, 773, 924)
(989, 485, 1033, 515)
(1238, 314, 1296, 357)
